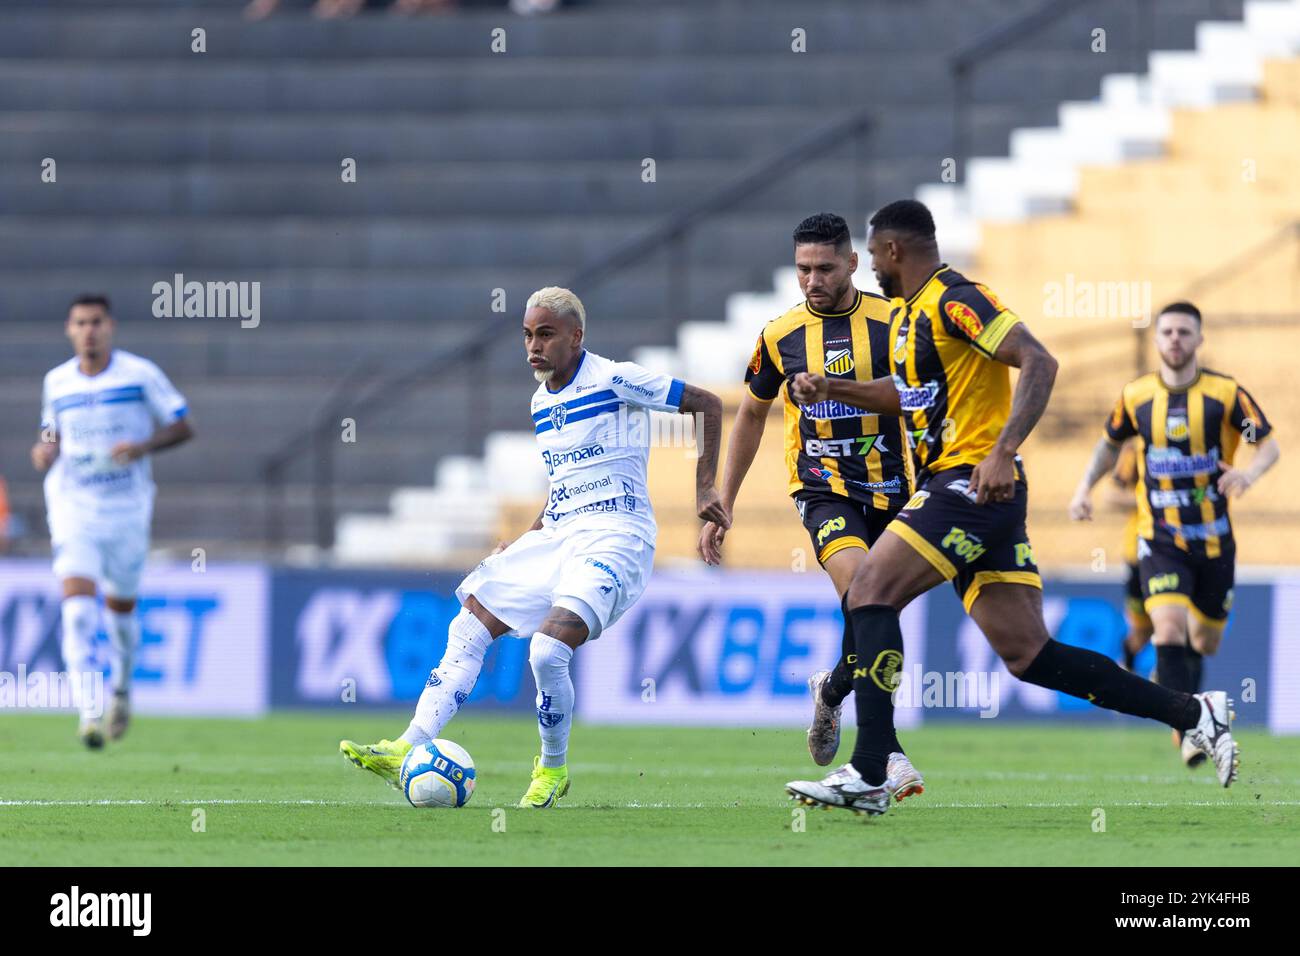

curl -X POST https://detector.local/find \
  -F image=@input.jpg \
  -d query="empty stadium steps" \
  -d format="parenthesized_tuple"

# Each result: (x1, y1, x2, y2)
(379, 0, 1300, 571)
(0, 0, 1246, 556)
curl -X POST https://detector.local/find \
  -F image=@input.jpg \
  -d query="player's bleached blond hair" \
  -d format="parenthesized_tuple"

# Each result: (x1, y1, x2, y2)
(525, 286, 586, 331)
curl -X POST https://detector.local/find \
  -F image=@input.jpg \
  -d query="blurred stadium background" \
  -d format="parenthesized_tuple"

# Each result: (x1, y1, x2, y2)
(1, 0, 1298, 733)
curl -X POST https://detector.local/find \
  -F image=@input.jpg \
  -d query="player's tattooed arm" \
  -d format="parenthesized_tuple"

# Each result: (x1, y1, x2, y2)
(110, 417, 195, 465)
(30, 430, 59, 472)
(699, 391, 772, 564)
(1069, 437, 1123, 520)
(968, 323, 1059, 504)
(788, 372, 901, 415)
(676, 383, 731, 529)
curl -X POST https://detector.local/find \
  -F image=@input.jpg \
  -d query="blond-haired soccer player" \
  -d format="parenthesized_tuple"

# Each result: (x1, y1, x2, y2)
(341, 287, 729, 807)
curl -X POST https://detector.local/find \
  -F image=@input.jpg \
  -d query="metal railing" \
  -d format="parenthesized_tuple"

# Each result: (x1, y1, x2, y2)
(260, 108, 875, 552)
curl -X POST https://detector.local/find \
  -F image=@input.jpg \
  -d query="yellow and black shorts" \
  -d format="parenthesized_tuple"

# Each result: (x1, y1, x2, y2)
(1139, 539, 1235, 627)
(794, 490, 896, 565)
(886, 464, 1041, 613)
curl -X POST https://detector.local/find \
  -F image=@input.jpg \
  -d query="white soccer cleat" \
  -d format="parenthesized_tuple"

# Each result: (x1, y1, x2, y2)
(1184, 691, 1239, 787)
(886, 751, 925, 802)
(806, 669, 842, 766)
(786, 763, 890, 816)
(107, 690, 130, 742)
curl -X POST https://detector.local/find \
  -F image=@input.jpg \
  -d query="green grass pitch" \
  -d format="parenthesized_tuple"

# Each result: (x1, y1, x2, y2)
(1, 712, 1297, 866)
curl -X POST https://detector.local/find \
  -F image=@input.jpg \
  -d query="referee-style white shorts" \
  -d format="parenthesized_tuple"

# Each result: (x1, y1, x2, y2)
(456, 525, 653, 640)
(51, 520, 150, 599)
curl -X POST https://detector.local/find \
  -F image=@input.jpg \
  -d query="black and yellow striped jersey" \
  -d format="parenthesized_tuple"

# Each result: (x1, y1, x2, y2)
(745, 289, 911, 510)
(887, 266, 1023, 480)
(1104, 368, 1272, 558)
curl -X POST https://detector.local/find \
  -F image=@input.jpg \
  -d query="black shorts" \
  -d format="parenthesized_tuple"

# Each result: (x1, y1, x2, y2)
(887, 463, 1041, 613)
(794, 490, 897, 565)
(1138, 538, 1235, 626)
(1125, 562, 1151, 625)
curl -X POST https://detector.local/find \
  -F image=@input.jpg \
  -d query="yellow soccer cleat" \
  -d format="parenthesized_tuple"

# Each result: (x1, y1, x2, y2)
(518, 756, 570, 808)
(339, 738, 411, 788)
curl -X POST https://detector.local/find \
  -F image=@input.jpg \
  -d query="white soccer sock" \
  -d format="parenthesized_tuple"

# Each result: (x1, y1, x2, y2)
(530, 633, 575, 769)
(105, 608, 139, 695)
(60, 595, 100, 720)
(401, 608, 493, 746)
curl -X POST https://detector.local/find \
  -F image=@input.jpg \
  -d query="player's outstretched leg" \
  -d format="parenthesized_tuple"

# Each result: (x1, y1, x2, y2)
(61, 589, 103, 749)
(517, 608, 585, 806)
(104, 599, 139, 742)
(789, 533, 940, 809)
(973, 583, 1239, 787)
(340, 602, 499, 788)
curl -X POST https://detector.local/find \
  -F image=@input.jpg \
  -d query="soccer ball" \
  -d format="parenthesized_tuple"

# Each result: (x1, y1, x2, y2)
(399, 739, 476, 809)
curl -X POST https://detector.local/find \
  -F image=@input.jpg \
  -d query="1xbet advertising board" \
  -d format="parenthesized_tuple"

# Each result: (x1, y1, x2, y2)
(580, 571, 1278, 728)
(268, 568, 534, 710)
(0, 559, 267, 716)
(4, 559, 1293, 729)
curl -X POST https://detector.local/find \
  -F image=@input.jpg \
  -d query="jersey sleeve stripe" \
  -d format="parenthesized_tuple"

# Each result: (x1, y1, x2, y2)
(971, 312, 1019, 358)
(666, 379, 685, 410)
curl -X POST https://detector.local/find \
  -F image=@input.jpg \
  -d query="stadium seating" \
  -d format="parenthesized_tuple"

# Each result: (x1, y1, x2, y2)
(479, 0, 1300, 571)
(0, 0, 1250, 559)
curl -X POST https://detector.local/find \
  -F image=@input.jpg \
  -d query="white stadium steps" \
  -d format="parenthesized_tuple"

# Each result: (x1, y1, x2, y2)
(928, 0, 1300, 234)
(333, 0, 1299, 567)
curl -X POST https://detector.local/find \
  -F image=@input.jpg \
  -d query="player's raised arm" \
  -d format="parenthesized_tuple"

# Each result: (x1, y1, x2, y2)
(969, 323, 1059, 504)
(788, 371, 901, 415)
(676, 383, 730, 529)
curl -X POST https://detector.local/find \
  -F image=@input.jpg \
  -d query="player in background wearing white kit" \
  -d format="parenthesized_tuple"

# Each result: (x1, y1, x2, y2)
(341, 287, 729, 807)
(30, 295, 194, 748)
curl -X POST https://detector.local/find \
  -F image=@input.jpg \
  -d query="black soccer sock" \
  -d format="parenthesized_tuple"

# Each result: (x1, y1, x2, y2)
(1020, 639, 1202, 731)
(847, 604, 904, 783)
(1155, 644, 1192, 692)
(1187, 647, 1204, 693)
(823, 596, 855, 706)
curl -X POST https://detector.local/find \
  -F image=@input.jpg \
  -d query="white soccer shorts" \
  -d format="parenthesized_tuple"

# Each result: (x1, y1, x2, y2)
(51, 521, 150, 599)
(456, 525, 652, 640)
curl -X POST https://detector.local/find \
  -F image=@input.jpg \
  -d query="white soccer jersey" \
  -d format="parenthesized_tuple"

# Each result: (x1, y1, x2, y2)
(41, 349, 188, 533)
(530, 350, 685, 545)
